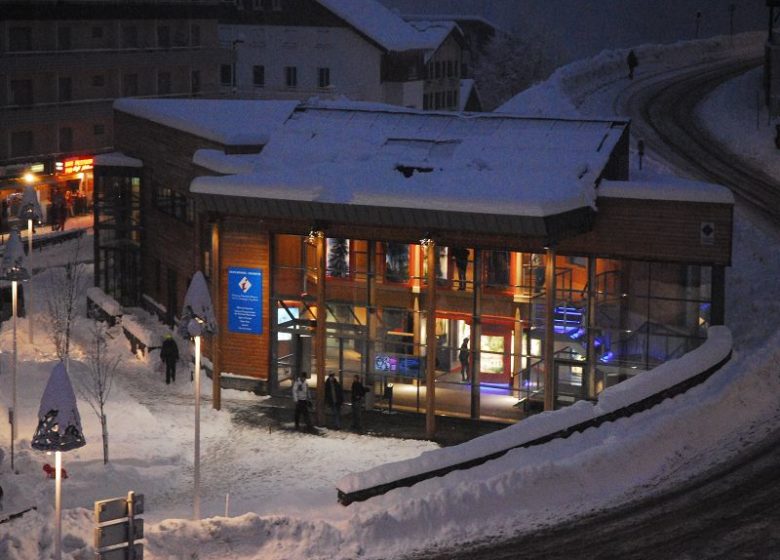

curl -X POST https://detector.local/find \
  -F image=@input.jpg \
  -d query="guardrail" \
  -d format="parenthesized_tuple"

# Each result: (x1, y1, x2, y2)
(337, 327, 732, 506)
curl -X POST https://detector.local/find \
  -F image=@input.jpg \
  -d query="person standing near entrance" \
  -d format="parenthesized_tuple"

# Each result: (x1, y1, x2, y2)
(325, 371, 344, 429)
(351, 374, 367, 432)
(626, 49, 638, 80)
(160, 333, 179, 384)
(459, 337, 470, 382)
(292, 372, 313, 431)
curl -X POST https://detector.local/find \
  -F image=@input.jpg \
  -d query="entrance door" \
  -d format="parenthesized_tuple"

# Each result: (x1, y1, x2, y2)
(554, 359, 586, 407)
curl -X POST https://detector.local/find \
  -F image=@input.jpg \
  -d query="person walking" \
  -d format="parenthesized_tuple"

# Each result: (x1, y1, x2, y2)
(350, 374, 367, 432)
(160, 333, 179, 384)
(324, 371, 344, 429)
(292, 372, 313, 431)
(459, 337, 470, 382)
(626, 49, 638, 80)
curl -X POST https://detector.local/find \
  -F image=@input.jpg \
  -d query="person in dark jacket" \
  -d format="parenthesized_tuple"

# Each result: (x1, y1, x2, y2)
(350, 374, 367, 432)
(627, 49, 638, 80)
(324, 371, 344, 429)
(160, 333, 179, 384)
(451, 247, 469, 290)
(458, 337, 470, 382)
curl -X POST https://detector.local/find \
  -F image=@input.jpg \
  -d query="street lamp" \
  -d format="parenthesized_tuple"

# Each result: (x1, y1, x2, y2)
(1, 228, 29, 472)
(179, 271, 217, 520)
(31, 361, 86, 560)
(18, 185, 42, 344)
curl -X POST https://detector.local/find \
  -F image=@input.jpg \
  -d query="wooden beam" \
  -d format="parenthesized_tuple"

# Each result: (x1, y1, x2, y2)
(425, 241, 437, 438)
(315, 233, 327, 426)
(212, 220, 222, 411)
(543, 247, 556, 411)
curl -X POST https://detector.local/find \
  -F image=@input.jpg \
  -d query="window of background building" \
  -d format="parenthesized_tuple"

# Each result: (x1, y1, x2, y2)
(191, 70, 201, 94)
(92, 74, 105, 88)
(58, 26, 72, 50)
(10, 130, 34, 158)
(446, 90, 453, 108)
(191, 24, 201, 47)
(220, 64, 233, 86)
(10, 79, 33, 106)
(285, 66, 297, 88)
(122, 73, 139, 97)
(157, 71, 172, 95)
(94, 124, 105, 136)
(58, 77, 72, 102)
(253, 0, 264, 8)
(318, 67, 330, 88)
(272, 0, 282, 10)
(92, 26, 103, 39)
(59, 127, 74, 152)
(157, 26, 170, 48)
(121, 25, 138, 49)
(253, 65, 265, 87)
(9, 27, 32, 52)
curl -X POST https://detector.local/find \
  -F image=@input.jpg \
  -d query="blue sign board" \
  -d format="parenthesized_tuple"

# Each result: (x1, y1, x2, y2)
(228, 267, 263, 334)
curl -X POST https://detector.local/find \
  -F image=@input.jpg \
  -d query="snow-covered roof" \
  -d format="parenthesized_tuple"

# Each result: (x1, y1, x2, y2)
(113, 98, 299, 146)
(407, 20, 461, 59)
(600, 177, 735, 204)
(315, 0, 428, 52)
(185, 103, 627, 219)
(93, 152, 143, 168)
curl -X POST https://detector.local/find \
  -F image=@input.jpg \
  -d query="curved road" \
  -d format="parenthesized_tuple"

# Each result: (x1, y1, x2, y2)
(405, 55, 780, 559)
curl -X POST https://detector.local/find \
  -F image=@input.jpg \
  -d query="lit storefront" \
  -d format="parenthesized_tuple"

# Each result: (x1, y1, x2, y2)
(104, 99, 733, 436)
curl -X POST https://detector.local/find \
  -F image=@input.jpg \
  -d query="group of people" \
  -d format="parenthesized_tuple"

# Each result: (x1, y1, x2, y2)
(292, 371, 366, 433)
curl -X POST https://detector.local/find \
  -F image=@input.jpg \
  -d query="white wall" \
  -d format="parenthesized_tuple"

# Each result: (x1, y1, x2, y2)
(221, 24, 386, 103)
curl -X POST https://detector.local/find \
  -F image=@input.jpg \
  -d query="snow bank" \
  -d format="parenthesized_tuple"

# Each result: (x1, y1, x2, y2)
(338, 326, 732, 496)
(85, 287, 122, 317)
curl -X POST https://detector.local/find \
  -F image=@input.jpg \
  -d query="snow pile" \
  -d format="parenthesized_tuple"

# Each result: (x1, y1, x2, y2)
(498, 31, 764, 117)
(338, 326, 732, 495)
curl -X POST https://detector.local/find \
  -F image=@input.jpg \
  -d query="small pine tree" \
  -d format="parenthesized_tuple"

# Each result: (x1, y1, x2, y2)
(327, 238, 349, 277)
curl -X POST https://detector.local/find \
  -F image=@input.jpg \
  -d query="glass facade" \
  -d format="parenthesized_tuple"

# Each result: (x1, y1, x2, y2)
(270, 235, 713, 423)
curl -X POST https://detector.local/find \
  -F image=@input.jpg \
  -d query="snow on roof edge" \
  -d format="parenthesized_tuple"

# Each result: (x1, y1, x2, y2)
(600, 178, 734, 204)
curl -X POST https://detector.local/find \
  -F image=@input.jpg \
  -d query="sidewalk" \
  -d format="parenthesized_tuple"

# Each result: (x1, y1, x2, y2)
(233, 395, 507, 447)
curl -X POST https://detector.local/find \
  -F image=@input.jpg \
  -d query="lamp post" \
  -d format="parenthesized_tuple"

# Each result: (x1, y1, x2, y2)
(31, 361, 86, 560)
(18, 185, 42, 344)
(1, 228, 29, 472)
(179, 271, 217, 520)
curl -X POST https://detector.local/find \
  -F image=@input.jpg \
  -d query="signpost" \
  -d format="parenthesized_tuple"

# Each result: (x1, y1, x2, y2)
(227, 267, 263, 334)
(94, 492, 144, 560)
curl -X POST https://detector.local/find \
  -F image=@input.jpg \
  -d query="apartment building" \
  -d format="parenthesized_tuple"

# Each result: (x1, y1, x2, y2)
(219, 0, 474, 110)
(0, 0, 227, 219)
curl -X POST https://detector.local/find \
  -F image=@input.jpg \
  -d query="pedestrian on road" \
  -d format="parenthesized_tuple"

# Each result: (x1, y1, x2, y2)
(459, 337, 470, 382)
(325, 371, 344, 429)
(292, 372, 313, 431)
(351, 374, 367, 432)
(160, 333, 179, 384)
(627, 49, 638, 80)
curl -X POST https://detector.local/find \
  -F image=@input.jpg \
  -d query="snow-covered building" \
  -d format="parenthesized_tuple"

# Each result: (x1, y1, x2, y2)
(96, 97, 733, 437)
(219, 0, 474, 110)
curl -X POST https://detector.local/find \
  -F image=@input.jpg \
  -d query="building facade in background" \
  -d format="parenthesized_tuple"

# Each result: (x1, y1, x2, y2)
(0, 0, 227, 230)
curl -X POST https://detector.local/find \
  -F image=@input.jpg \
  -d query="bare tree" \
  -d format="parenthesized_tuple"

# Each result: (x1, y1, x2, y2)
(78, 321, 119, 464)
(46, 237, 88, 361)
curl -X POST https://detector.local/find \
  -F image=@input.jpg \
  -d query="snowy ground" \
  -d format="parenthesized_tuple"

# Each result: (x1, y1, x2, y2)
(2, 32, 780, 560)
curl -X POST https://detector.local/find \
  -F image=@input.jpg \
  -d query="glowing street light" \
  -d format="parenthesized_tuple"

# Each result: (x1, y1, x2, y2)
(18, 185, 42, 344)
(1, 228, 29, 472)
(31, 361, 86, 560)
(179, 271, 217, 520)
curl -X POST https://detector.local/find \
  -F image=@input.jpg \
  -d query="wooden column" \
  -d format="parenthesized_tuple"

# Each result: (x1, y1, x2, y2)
(543, 247, 556, 411)
(212, 220, 222, 411)
(425, 241, 437, 438)
(470, 248, 482, 419)
(315, 234, 327, 426)
(585, 256, 597, 400)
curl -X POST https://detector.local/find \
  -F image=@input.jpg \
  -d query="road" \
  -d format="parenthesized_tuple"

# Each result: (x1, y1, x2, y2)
(405, 54, 780, 560)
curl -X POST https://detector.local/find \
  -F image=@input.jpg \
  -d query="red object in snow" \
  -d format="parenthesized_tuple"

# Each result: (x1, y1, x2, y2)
(42, 464, 68, 479)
